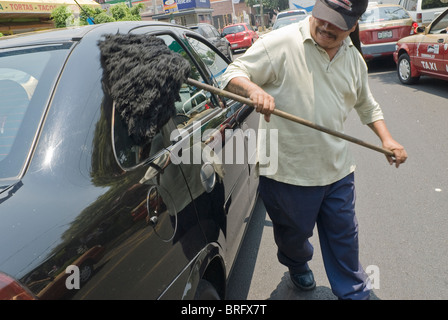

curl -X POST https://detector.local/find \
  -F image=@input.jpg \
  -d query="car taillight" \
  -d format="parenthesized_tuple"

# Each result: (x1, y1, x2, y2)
(411, 22, 418, 34)
(416, 13, 422, 24)
(0, 272, 35, 300)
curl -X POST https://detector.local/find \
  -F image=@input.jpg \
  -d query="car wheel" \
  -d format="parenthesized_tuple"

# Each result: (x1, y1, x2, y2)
(79, 261, 94, 284)
(397, 53, 419, 84)
(194, 279, 221, 300)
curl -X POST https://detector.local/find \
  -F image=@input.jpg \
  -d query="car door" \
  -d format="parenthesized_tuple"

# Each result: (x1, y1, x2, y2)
(415, 11, 448, 77)
(183, 34, 258, 268)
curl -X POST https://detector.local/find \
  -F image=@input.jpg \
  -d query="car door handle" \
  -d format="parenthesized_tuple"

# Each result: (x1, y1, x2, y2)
(438, 38, 444, 43)
(200, 162, 216, 193)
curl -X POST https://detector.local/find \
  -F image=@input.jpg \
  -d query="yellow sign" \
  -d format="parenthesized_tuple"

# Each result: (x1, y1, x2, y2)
(0, 1, 58, 12)
(0, 1, 100, 13)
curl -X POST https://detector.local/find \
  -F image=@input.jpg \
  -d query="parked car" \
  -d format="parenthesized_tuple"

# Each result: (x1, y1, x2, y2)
(221, 23, 259, 52)
(393, 7, 448, 84)
(272, 14, 308, 30)
(399, 0, 448, 27)
(359, 3, 415, 61)
(0, 21, 260, 300)
(188, 23, 233, 61)
(276, 9, 308, 20)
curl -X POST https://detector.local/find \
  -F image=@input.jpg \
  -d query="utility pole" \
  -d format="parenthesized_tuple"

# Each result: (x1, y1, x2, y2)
(259, 0, 264, 30)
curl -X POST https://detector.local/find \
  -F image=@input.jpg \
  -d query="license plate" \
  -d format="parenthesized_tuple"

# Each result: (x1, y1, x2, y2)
(231, 43, 238, 48)
(378, 30, 393, 39)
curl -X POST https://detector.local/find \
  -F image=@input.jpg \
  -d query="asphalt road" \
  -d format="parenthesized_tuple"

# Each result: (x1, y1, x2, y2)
(226, 56, 448, 300)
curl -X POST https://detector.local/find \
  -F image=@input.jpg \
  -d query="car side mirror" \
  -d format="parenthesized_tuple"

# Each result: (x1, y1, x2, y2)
(416, 26, 425, 33)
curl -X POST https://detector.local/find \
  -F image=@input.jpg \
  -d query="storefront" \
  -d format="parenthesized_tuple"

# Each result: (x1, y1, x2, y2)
(151, 0, 213, 26)
(0, 0, 100, 35)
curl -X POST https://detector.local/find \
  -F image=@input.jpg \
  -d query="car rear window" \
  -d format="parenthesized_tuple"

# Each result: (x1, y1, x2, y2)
(422, 0, 448, 10)
(222, 25, 245, 35)
(0, 43, 72, 179)
(360, 6, 411, 24)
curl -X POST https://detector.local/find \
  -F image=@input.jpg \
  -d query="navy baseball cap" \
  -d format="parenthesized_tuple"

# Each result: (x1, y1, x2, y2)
(312, 0, 369, 30)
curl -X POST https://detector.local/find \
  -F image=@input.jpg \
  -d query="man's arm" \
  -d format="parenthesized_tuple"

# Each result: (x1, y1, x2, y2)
(368, 120, 408, 167)
(225, 76, 276, 122)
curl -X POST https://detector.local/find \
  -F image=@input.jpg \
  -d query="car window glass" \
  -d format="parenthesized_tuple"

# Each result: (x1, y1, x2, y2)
(112, 34, 217, 169)
(186, 36, 245, 116)
(430, 12, 448, 33)
(422, 0, 448, 10)
(186, 36, 228, 87)
(0, 44, 72, 179)
(209, 25, 220, 37)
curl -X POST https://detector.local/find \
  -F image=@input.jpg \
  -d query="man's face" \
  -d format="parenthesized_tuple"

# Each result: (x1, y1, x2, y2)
(309, 16, 357, 51)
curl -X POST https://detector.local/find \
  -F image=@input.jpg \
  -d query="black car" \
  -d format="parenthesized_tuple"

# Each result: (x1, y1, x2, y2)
(188, 23, 233, 61)
(0, 21, 259, 300)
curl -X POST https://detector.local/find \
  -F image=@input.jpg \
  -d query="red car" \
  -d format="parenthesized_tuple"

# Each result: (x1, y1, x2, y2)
(393, 8, 448, 84)
(221, 23, 259, 52)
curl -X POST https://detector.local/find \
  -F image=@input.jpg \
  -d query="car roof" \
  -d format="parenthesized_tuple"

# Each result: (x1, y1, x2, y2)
(0, 21, 186, 48)
(223, 23, 246, 27)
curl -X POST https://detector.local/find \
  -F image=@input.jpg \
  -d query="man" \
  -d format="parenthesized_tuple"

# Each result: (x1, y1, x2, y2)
(220, 0, 408, 300)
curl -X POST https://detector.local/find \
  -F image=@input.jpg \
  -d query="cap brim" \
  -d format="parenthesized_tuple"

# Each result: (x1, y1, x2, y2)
(312, 0, 357, 31)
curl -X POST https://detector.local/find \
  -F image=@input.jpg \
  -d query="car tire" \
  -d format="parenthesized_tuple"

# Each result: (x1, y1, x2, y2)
(194, 279, 221, 300)
(397, 53, 419, 84)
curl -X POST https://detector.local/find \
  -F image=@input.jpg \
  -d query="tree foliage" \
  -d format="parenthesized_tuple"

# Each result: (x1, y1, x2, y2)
(245, 0, 289, 11)
(51, 3, 144, 28)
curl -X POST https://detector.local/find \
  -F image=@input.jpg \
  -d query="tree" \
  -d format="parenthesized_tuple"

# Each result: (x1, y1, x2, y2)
(245, 0, 289, 12)
(51, 3, 144, 28)
(51, 5, 75, 28)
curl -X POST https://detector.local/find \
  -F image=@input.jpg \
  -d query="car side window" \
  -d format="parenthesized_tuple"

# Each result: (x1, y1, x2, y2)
(112, 33, 218, 170)
(186, 36, 244, 116)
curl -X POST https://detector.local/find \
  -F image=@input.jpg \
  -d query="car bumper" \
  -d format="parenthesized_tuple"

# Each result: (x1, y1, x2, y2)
(361, 42, 397, 60)
(230, 38, 252, 50)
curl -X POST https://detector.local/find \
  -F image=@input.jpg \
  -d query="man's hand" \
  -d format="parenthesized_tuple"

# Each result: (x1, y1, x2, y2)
(368, 120, 408, 168)
(225, 77, 275, 122)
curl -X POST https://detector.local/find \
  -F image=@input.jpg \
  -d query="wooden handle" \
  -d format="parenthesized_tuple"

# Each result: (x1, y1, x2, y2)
(186, 78, 394, 157)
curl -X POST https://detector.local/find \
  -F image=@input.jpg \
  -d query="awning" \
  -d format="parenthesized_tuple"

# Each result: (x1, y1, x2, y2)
(0, 0, 101, 20)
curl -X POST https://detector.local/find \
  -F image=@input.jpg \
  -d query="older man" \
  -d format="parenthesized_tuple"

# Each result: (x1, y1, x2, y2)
(220, 0, 407, 300)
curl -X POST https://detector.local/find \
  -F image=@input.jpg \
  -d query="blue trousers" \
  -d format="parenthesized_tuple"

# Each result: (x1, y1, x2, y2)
(259, 173, 371, 300)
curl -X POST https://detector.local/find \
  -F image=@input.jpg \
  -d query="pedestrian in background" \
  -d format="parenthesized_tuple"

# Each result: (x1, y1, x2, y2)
(220, 0, 408, 300)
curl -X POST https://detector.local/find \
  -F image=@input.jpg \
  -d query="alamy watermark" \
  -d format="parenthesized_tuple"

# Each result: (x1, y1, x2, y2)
(169, 121, 278, 175)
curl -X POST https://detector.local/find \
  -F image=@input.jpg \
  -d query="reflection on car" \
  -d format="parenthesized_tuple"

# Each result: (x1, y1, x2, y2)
(188, 23, 233, 61)
(393, 7, 448, 84)
(0, 21, 259, 300)
(359, 3, 415, 61)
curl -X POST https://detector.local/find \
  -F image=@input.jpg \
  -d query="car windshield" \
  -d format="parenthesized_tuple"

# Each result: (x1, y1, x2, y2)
(360, 6, 410, 24)
(0, 43, 72, 180)
(273, 16, 307, 29)
(222, 25, 245, 35)
(277, 10, 307, 19)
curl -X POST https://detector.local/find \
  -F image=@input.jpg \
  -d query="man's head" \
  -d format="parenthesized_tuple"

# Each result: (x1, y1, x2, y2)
(309, 0, 368, 55)
(312, 0, 368, 31)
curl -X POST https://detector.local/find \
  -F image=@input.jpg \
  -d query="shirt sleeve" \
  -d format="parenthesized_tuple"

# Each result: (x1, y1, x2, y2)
(353, 56, 384, 125)
(219, 37, 276, 89)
